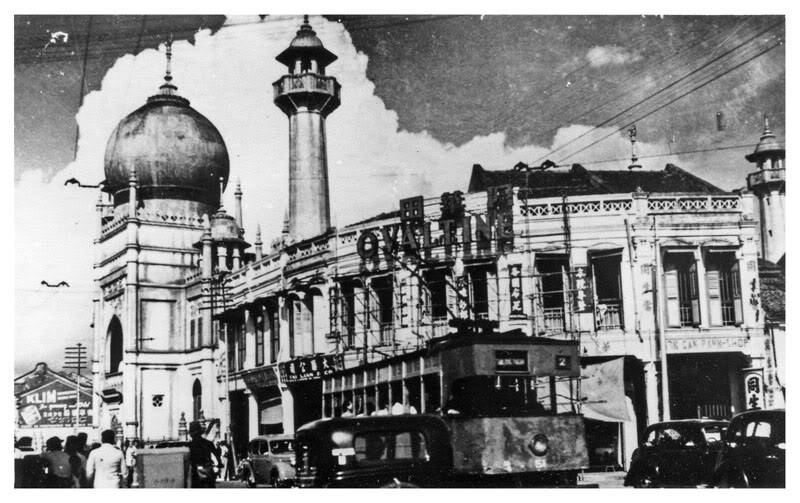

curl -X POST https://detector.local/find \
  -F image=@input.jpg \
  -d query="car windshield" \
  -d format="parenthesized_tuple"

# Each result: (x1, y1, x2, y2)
(270, 440, 294, 454)
(645, 425, 702, 447)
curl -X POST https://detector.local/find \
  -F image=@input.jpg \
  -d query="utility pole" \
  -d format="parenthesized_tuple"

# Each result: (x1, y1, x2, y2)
(64, 343, 88, 432)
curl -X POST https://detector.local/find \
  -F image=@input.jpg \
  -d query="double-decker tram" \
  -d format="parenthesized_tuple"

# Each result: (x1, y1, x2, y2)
(320, 329, 589, 486)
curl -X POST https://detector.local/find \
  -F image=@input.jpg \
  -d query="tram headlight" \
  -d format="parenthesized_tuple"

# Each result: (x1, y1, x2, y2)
(529, 434, 549, 457)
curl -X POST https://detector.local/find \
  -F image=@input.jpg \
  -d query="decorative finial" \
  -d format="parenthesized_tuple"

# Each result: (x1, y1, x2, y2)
(627, 124, 642, 170)
(235, 178, 242, 195)
(763, 114, 772, 135)
(218, 176, 225, 209)
(255, 223, 262, 243)
(303, 14, 310, 25)
(159, 35, 178, 95)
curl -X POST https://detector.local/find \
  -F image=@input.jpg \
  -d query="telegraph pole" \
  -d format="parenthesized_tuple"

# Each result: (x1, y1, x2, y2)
(64, 343, 88, 432)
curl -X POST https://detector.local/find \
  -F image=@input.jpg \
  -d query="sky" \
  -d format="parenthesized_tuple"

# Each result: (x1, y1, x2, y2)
(13, 13, 785, 374)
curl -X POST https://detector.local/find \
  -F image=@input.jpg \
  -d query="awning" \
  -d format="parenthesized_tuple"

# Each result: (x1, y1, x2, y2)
(260, 398, 283, 425)
(581, 357, 631, 422)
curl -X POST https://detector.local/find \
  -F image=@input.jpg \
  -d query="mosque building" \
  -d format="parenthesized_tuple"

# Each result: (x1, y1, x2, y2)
(90, 16, 784, 468)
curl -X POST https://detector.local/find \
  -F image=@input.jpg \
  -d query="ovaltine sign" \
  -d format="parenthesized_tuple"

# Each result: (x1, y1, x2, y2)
(356, 188, 514, 262)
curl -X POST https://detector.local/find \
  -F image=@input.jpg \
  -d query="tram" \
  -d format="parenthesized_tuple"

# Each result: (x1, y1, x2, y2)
(320, 329, 589, 486)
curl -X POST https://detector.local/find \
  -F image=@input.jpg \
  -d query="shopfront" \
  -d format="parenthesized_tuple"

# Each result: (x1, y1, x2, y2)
(667, 352, 748, 419)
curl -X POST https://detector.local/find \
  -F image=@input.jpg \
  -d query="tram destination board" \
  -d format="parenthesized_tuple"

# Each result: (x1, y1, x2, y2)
(495, 350, 528, 373)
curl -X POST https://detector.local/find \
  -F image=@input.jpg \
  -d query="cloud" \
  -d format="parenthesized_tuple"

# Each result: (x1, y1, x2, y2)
(13, 16, 665, 373)
(585, 45, 642, 68)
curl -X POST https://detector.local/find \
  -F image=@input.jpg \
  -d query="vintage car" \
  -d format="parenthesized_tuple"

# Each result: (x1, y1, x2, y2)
(624, 419, 729, 488)
(710, 409, 785, 488)
(293, 414, 454, 488)
(237, 434, 296, 487)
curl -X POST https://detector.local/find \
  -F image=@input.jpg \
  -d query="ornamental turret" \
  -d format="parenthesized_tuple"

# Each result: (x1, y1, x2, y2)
(273, 15, 341, 242)
(746, 116, 785, 262)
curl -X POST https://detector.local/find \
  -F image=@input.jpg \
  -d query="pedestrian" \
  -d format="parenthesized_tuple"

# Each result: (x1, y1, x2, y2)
(125, 439, 139, 487)
(64, 435, 87, 488)
(41, 436, 73, 488)
(86, 429, 128, 488)
(188, 421, 218, 488)
(76, 432, 90, 459)
(218, 441, 230, 481)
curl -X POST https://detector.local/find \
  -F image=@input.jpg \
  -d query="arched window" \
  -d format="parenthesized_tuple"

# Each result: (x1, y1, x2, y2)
(193, 379, 202, 421)
(107, 316, 123, 374)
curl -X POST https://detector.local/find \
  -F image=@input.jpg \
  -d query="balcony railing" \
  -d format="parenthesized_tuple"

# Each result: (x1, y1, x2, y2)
(378, 322, 394, 346)
(103, 371, 123, 391)
(541, 307, 565, 333)
(747, 168, 785, 188)
(721, 304, 737, 326)
(595, 302, 623, 330)
(273, 73, 340, 98)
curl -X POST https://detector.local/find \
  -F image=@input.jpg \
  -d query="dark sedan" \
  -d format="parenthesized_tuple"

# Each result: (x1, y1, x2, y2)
(710, 409, 785, 488)
(625, 419, 729, 488)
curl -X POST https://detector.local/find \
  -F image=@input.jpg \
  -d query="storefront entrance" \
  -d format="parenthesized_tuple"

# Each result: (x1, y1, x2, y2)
(667, 353, 747, 419)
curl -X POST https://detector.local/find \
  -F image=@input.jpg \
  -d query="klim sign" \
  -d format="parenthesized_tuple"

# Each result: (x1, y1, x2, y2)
(17, 378, 92, 427)
(356, 188, 515, 263)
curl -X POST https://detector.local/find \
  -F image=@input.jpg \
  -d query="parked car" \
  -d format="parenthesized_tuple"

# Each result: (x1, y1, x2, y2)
(293, 414, 454, 488)
(710, 409, 785, 488)
(624, 419, 729, 488)
(237, 434, 296, 487)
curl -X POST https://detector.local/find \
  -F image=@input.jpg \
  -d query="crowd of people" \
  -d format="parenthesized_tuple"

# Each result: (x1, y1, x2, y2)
(14, 422, 232, 488)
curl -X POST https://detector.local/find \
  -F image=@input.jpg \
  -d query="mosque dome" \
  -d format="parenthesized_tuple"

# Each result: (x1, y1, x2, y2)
(103, 43, 229, 207)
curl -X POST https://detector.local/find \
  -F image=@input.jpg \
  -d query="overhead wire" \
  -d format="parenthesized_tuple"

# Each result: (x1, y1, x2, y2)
(557, 37, 783, 164)
(530, 19, 783, 165)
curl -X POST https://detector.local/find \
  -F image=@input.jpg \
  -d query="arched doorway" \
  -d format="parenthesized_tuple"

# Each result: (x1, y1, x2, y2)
(192, 379, 202, 421)
(106, 316, 123, 374)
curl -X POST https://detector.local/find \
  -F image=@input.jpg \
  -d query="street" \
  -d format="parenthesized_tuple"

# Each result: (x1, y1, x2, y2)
(214, 471, 628, 489)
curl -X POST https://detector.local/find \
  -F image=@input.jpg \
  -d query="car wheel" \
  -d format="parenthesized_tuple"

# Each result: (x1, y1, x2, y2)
(716, 470, 749, 488)
(634, 471, 656, 488)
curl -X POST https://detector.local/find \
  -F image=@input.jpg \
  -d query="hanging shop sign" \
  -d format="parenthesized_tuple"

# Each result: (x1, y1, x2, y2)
(742, 368, 765, 410)
(508, 264, 525, 317)
(242, 366, 280, 391)
(356, 188, 515, 263)
(17, 378, 93, 427)
(571, 266, 594, 313)
(279, 354, 345, 384)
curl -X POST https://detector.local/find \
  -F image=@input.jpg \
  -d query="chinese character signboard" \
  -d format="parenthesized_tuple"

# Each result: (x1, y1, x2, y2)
(279, 354, 345, 384)
(17, 378, 92, 427)
(742, 368, 765, 410)
(508, 264, 524, 317)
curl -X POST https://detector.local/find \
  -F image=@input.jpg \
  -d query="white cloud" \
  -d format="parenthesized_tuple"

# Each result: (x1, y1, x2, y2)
(14, 16, 666, 373)
(585, 45, 642, 68)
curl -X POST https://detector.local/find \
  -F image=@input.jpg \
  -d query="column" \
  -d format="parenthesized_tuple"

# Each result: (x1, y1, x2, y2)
(246, 391, 259, 439)
(644, 361, 660, 425)
(281, 388, 294, 433)
(694, 248, 709, 328)
(769, 190, 784, 262)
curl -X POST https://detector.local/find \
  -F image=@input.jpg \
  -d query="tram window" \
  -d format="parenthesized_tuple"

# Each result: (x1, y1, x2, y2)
(448, 376, 556, 417)
(390, 381, 403, 413)
(323, 394, 332, 418)
(365, 390, 376, 416)
(406, 378, 422, 414)
(423, 374, 441, 413)
(374, 383, 390, 415)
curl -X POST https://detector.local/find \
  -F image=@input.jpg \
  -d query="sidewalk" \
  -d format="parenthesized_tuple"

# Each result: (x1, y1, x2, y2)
(578, 470, 627, 488)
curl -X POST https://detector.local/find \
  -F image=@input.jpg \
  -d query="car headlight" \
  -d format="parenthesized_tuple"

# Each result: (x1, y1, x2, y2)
(529, 434, 549, 456)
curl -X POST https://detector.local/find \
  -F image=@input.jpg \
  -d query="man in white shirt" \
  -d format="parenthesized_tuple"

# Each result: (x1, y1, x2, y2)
(86, 429, 128, 488)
